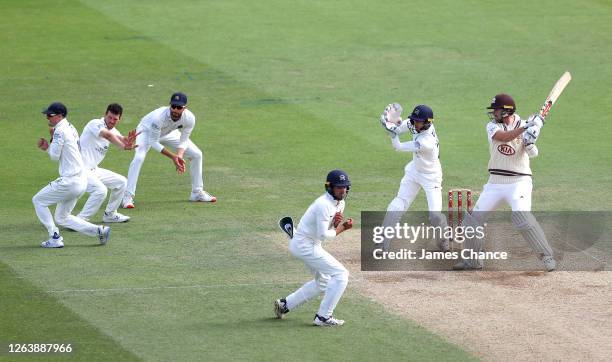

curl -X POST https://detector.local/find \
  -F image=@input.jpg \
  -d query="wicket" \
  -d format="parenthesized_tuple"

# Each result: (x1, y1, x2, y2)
(448, 188, 473, 228)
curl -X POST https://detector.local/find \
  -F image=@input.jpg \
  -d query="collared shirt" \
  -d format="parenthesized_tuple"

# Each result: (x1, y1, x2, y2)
(392, 124, 441, 174)
(80, 118, 122, 169)
(295, 192, 345, 242)
(48, 118, 84, 177)
(486, 114, 532, 184)
(138, 107, 196, 152)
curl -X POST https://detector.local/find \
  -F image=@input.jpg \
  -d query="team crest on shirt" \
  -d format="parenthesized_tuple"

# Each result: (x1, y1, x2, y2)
(497, 144, 515, 156)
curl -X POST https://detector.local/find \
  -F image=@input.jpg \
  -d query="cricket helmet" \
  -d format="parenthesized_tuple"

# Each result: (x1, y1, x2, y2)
(409, 104, 434, 132)
(487, 93, 516, 121)
(325, 169, 351, 196)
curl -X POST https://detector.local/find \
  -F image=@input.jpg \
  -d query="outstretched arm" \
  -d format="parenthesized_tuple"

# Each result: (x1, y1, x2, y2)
(391, 135, 421, 152)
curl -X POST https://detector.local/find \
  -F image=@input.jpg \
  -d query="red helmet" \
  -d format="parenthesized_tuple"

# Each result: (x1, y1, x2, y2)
(487, 94, 515, 122)
(487, 94, 516, 112)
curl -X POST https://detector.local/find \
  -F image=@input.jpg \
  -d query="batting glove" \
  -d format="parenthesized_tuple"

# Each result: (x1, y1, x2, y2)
(524, 114, 544, 129)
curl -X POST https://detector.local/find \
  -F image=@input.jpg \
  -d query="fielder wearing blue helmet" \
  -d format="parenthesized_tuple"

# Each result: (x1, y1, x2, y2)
(325, 169, 351, 199)
(409, 104, 434, 132)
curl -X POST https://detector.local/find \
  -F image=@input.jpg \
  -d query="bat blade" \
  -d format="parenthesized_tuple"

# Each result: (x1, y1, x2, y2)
(539, 71, 571, 119)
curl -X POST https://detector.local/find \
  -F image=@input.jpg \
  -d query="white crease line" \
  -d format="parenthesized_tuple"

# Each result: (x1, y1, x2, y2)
(47, 281, 302, 294)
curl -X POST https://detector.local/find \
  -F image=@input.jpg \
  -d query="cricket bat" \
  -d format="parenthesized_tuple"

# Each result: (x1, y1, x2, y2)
(539, 71, 572, 120)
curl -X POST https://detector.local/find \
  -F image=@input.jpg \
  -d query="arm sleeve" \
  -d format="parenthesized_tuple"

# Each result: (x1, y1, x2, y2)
(316, 204, 336, 241)
(177, 116, 194, 150)
(391, 136, 421, 152)
(47, 130, 63, 161)
(486, 122, 499, 143)
(149, 123, 164, 153)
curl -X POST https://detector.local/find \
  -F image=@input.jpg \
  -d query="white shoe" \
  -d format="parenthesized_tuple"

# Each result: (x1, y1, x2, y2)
(122, 194, 135, 209)
(313, 314, 345, 327)
(97, 226, 110, 245)
(103, 211, 130, 223)
(274, 299, 289, 319)
(542, 255, 556, 272)
(189, 190, 217, 203)
(41, 233, 64, 248)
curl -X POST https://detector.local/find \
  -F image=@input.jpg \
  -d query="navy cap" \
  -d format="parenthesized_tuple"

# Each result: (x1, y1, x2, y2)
(170, 92, 188, 107)
(409, 105, 434, 122)
(41, 102, 68, 117)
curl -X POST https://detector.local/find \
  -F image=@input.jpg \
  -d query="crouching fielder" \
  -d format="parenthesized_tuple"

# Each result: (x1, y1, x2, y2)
(454, 94, 556, 271)
(380, 104, 449, 251)
(274, 170, 353, 326)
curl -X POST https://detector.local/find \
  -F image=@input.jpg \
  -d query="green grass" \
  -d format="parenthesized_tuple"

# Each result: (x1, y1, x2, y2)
(1, 0, 611, 360)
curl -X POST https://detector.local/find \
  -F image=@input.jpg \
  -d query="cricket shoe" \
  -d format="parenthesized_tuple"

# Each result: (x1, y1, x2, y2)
(97, 226, 111, 245)
(274, 299, 289, 319)
(41, 233, 64, 248)
(122, 194, 135, 209)
(542, 255, 556, 272)
(313, 314, 345, 327)
(189, 190, 217, 203)
(103, 211, 130, 223)
(452, 260, 483, 271)
(438, 238, 450, 252)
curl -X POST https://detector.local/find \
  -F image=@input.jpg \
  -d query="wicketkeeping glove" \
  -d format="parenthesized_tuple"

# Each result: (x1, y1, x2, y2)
(380, 103, 403, 136)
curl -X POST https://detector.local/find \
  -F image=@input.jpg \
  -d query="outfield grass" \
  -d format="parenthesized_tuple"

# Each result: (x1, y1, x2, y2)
(1, 0, 611, 360)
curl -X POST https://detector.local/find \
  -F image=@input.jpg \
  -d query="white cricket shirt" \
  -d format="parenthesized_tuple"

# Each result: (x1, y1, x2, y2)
(138, 107, 195, 152)
(295, 193, 346, 242)
(80, 118, 122, 169)
(48, 118, 84, 177)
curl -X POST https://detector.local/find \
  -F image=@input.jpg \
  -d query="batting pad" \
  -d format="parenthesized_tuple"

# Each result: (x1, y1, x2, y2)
(512, 211, 554, 259)
(460, 212, 485, 267)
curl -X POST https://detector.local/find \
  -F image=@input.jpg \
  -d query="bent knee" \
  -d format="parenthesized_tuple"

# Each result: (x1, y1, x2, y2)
(388, 197, 408, 212)
(334, 268, 349, 283)
(92, 186, 108, 198)
(186, 148, 202, 161)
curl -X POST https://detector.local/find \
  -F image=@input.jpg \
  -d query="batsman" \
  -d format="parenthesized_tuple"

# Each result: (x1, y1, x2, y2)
(454, 94, 556, 271)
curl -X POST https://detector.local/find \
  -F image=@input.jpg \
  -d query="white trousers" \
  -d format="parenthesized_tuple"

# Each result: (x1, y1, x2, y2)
(392, 168, 444, 211)
(77, 168, 127, 219)
(126, 129, 204, 197)
(285, 236, 349, 318)
(32, 174, 99, 238)
(472, 179, 532, 222)
(383, 168, 447, 242)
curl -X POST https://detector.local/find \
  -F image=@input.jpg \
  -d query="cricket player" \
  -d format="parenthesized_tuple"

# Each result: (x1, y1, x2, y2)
(122, 92, 216, 208)
(380, 104, 450, 251)
(454, 94, 556, 271)
(33, 102, 111, 248)
(75, 103, 137, 223)
(274, 170, 354, 326)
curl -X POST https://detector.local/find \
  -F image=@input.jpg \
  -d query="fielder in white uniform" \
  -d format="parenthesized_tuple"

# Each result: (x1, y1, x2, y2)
(380, 104, 450, 251)
(33, 102, 110, 248)
(122, 92, 216, 208)
(454, 94, 556, 271)
(75, 103, 137, 223)
(274, 170, 354, 327)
